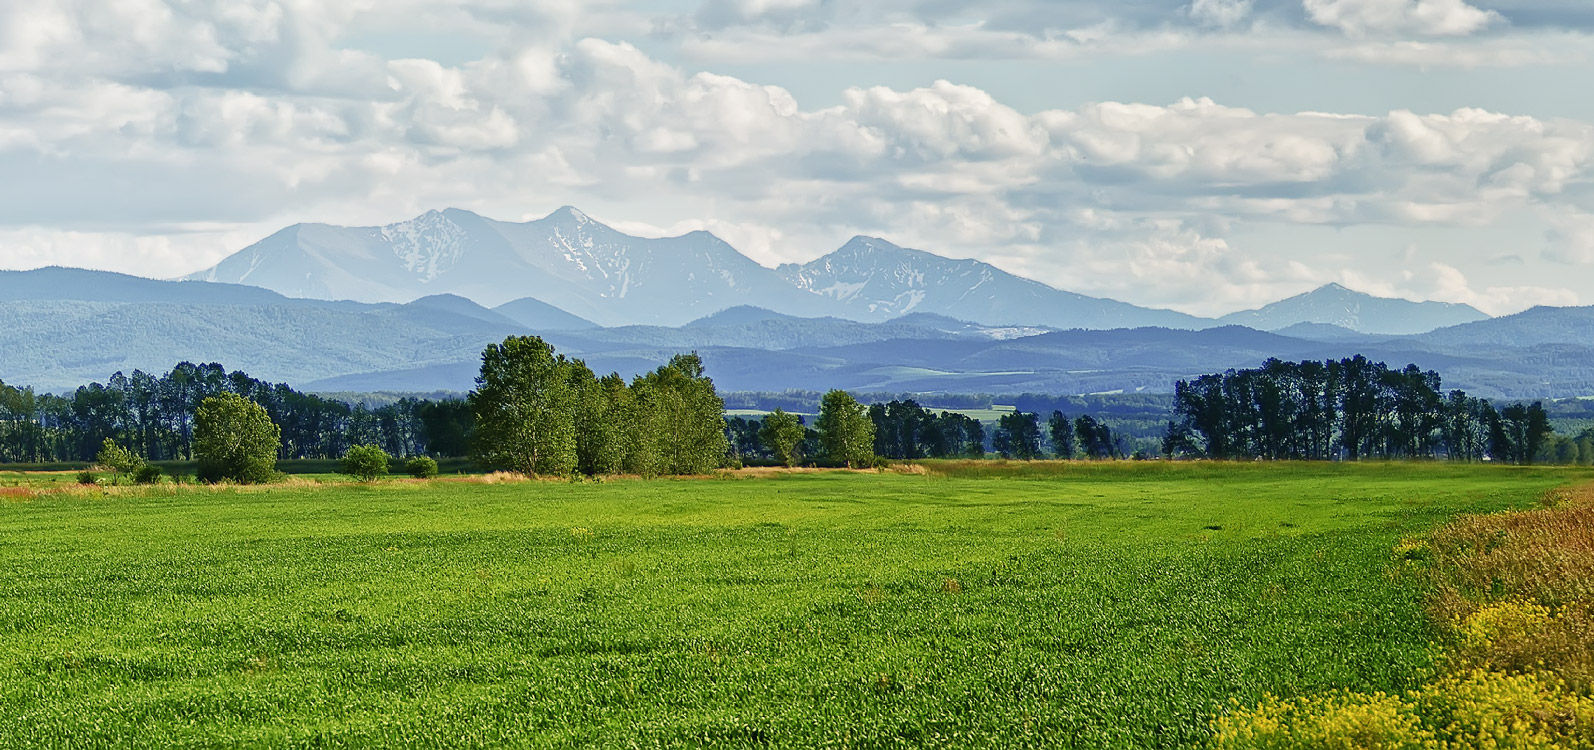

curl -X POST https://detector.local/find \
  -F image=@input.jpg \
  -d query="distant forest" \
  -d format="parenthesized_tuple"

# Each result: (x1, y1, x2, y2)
(0, 363, 469, 464)
(1, 354, 1591, 467)
(1166, 356, 1562, 463)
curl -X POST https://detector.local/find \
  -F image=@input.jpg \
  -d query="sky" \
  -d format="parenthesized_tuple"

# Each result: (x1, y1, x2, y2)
(2, 0, 1593, 317)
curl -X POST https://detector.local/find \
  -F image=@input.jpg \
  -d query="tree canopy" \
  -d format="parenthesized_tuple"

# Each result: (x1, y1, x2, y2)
(817, 390, 875, 468)
(758, 409, 806, 467)
(1169, 357, 1551, 464)
(469, 337, 728, 477)
(340, 444, 390, 482)
(194, 392, 281, 483)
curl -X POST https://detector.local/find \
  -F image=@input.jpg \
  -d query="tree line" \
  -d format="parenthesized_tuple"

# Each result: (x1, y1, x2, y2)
(468, 337, 729, 476)
(7, 347, 1575, 475)
(1165, 356, 1552, 463)
(0, 362, 471, 464)
(726, 399, 1122, 464)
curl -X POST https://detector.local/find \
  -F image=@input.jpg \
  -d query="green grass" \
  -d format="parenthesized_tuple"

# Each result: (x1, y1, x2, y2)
(0, 462, 1586, 748)
(928, 404, 1018, 422)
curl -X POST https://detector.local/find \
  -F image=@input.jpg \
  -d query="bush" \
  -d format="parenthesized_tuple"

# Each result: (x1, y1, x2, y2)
(133, 465, 163, 485)
(95, 439, 144, 484)
(195, 393, 281, 484)
(341, 444, 390, 482)
(404, 456, 439, 479)
(76, 470, 97, 485)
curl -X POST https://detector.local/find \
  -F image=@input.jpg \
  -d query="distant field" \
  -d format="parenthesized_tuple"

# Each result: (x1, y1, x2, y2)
(0, 462, 1586, 747)
(725, 404, 1015, 422)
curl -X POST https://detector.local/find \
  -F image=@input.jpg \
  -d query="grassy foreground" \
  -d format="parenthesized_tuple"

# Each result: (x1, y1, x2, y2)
(0, 462, 1586, 748)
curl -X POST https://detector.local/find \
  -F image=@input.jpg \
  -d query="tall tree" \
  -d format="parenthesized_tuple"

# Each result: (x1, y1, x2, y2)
(469, 336, 581, 476)
(995, 411, 1042, 459)
(572, 369, 626, 476)
(758, 409, 806, 467)
(1075, 415, 1116, 459)
(816, 390, 875, 468)
(1048, 410, 1074, 459)
(631, 353, 728, 475)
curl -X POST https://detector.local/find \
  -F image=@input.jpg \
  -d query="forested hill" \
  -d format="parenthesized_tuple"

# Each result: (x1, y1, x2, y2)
(3, 268, 1594, 399)
(305, 322, 1594, 400)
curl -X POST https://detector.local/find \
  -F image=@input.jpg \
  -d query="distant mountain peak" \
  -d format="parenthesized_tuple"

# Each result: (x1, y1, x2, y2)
(547, 205, 593, 225)
(409, 292, 474, 305)
(380, 210, 470, 282)
(1219, 282, 1488, 336)
(842, 235, 896, 249)
(187, 206, 1207, 330)
(834, 235, 934, 261)
(685, 305, 798, 328)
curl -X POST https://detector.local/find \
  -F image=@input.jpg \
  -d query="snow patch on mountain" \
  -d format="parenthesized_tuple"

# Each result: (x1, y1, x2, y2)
(190, 208, 1217, 329)
(381, 210, 467, 283)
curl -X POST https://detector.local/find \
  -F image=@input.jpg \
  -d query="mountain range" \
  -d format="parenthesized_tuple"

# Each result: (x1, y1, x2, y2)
(3, 267, 1593, 400)
(189, 206, 1445, 332)
(5, 206, 1582, 400)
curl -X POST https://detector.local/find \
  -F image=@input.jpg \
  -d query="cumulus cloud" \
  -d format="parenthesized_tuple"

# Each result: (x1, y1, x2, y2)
(1189, 0, 1257, 28)
(1544, 212, 1594, 264)
(1340, 261, 1577, 314)
(658, 0, 1594, 70)
(1, 0, 1592, 313)
(1303, 0, 1502, 37)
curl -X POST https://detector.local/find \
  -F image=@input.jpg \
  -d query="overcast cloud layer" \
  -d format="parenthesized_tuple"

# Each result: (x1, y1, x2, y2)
(1, 0, 1592, 316)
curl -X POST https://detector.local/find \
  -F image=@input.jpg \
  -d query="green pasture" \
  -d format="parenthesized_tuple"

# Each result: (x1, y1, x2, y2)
(0, 462, 1585, 747)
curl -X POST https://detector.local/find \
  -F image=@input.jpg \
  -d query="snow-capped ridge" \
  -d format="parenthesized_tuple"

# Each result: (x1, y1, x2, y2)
(185, 206, 1285, 331)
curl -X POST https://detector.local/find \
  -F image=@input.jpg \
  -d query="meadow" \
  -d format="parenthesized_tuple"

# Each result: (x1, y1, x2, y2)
(0, 462, 1586, 748)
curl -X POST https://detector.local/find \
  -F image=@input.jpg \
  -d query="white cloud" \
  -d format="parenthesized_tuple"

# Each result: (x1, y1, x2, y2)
(1303, 0, 1502, 37)
(1544, 212, 1594, 265)
(1341, 261, 1578, 314)
(1324, 37, 1575, 67)
(2, 0, 1593, 315)
(661, 1, 1589, 70)
(0, 225, 266, 277)
(843, 81, 1049, 163)
(1189, 0, 1256, 28)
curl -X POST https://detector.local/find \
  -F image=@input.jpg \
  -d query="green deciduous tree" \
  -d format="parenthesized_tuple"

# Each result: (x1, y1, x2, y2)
(573, 371, 628, 476)
(630, 354, 728, 475)
(1074, 415, 1117, 459)
(816, 390, 875, 468)
(994, 411, 1042, 460)
(469, 336, 581, 476)
(95, 437, 143, 484)
(758, 409, 806, 467)
(340, 444, 390, 481)
(194, 392, 281, 484)
(1048, 411, 1074, 459)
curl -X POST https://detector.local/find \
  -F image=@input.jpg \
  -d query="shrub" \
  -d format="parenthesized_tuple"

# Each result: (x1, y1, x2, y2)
(76, 470, 97, 485)
(195, 393, 281, 484)
(341, 444, 390, 482)
(95, 439, 144, 484)
(133, 465, 163, 485)
(404, 456, 438, 479)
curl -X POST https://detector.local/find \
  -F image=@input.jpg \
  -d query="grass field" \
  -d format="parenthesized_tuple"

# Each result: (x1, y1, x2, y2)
(0, 462, 1586, 747)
